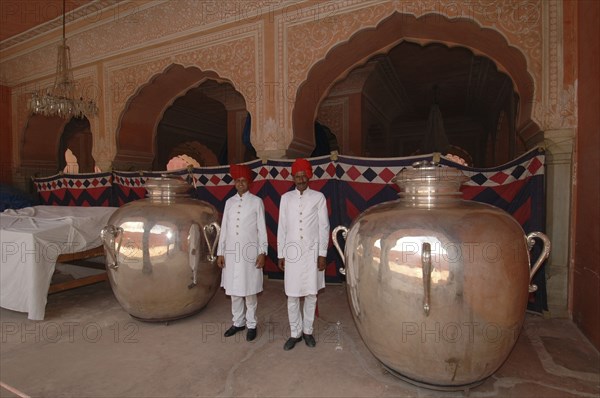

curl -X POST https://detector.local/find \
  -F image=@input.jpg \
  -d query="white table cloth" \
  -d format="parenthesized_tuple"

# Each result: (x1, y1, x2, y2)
(1, 206, 117, 320)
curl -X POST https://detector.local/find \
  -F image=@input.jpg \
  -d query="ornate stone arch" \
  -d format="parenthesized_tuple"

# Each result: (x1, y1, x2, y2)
(291, 12, 539, 156)
(113, 64, 245, 170)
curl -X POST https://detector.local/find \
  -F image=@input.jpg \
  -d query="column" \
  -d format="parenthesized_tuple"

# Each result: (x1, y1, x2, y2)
(543, 129, 574, 318)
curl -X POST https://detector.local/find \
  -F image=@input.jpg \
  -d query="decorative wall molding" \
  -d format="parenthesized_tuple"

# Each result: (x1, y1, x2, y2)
(259, 117, 281, 151)
(276, 0, 572, 149)
(540, 1, 576, 129)
(1, 1, 281, 79)
(102, 22, 263, 164)
(1, 1, 575, 161)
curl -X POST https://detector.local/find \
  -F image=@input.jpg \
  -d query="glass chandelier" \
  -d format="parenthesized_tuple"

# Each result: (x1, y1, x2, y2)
(28, 0, 98, 119)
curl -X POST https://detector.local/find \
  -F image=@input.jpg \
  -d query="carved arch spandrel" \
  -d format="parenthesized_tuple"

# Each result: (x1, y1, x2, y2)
(290, 12, 539, 155)
(106, 31, 260, 168)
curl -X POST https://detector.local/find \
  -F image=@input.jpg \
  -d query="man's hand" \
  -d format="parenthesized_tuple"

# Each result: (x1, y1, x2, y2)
(256, 253, 266, 269)
(217, 255, 225, 269)
(278, 258, 285, 271)
(317, 256, 326, 271)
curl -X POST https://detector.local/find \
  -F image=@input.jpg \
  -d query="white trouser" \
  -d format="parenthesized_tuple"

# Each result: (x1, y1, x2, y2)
(287, 294, 317, 338)
(231, 294, 258, 329)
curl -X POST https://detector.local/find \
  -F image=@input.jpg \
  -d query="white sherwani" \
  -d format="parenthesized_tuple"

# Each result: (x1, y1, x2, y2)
(277, 187, 330, 297)
(217, 192, 267, 296)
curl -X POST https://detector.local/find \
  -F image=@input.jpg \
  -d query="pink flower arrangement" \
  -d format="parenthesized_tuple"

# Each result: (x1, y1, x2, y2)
(444, 153, 468, 166)
(166, 155, 201, 170)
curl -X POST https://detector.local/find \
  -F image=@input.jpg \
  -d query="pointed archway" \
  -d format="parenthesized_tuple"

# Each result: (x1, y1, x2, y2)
(291, 12, 539, 157)
(317, 41, 522, 167)
(114, 64, 248, 170)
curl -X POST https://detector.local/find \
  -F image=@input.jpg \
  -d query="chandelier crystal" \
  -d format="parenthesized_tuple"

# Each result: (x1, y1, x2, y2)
(28, 1, 98, 119)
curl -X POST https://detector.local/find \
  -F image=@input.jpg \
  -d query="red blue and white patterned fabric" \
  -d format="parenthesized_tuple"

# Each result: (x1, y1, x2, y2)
(445, 150, 545, 234)
(33, 172, 113, 206)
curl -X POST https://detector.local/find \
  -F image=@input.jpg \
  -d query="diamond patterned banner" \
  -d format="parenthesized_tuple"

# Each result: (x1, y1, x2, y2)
(33, 172, 113, 206)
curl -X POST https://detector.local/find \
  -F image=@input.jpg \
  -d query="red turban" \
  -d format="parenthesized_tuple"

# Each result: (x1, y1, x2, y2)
(291, 158, 313, 178)
(230, 164, 253, 181)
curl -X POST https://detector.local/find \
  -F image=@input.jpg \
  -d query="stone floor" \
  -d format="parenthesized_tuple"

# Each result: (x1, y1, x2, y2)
(1, 278, 598, 398)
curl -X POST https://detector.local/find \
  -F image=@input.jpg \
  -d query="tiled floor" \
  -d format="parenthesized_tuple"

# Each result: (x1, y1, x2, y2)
(1, 279, 598, 397)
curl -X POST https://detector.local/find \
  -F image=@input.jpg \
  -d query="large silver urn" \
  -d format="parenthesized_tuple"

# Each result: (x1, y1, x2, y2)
(101, 177, 221, 321)
(332, 161, 550, 390)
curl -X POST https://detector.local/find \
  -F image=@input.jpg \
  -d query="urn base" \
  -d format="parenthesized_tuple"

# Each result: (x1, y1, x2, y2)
(383, 364, 486, 392)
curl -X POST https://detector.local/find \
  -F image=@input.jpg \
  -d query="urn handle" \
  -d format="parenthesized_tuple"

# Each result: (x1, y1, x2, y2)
(332, 226, 349, 275)
(100, 225, 123, 270)
(421, 242, 432, 316)
(187, 223, 200, 288)
(203, 222, 221, 262)
(526, 232, 551, 293)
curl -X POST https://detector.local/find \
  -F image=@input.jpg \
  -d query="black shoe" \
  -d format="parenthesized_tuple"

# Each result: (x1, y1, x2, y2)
(303, 333, 316, 347)
(224, 325, 245, 337)
(246, 328, 257, 341)
(283, 336, 303, 351)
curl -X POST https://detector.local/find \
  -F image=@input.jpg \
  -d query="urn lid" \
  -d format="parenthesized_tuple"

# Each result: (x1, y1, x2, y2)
(394, 160, 468, 197)
(145, 176, 192, 199)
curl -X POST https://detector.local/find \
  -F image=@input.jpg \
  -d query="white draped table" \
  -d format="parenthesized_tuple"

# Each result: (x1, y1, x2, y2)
(1, 206, 117, 320)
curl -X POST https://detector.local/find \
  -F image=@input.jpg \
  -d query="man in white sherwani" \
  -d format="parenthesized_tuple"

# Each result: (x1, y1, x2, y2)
(277, 158, 330, 351)
(217, 164, 268, 342)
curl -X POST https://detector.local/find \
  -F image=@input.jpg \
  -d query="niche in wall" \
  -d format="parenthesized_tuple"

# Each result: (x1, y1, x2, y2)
(58, 117, 95, 173)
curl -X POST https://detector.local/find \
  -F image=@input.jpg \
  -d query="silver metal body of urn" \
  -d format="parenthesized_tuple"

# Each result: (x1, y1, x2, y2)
(101, 177, 221, 322)
(332, 162, 550, 391)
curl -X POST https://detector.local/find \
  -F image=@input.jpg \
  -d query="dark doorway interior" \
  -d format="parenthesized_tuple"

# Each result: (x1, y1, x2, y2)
(318, 42, 525, 167)
(153, 79, 251, 169)
(58, 117, 95, 173)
